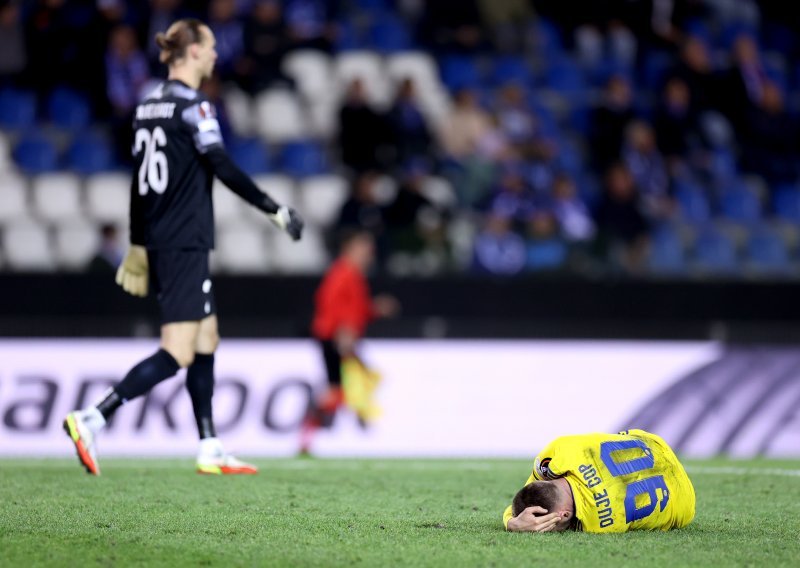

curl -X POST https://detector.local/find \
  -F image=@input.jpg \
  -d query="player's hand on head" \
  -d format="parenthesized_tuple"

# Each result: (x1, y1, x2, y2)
(269, 206, 304, 241)
(507, 507, 562, 533)
(115, 245, 149, 297)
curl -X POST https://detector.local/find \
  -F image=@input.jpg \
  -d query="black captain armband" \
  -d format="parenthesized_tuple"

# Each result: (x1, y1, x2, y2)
(204, 147, 279, 215)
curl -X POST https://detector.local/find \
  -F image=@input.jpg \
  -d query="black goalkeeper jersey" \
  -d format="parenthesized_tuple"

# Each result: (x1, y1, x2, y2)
(129, 79, 223, 250)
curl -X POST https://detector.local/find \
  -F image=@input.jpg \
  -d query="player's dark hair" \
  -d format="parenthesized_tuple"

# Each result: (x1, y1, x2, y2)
(155, 18, 206, 65)
(512, 481, 578, 530)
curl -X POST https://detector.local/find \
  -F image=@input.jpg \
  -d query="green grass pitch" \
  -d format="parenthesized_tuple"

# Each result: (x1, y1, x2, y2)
(1, 458, 799, 567)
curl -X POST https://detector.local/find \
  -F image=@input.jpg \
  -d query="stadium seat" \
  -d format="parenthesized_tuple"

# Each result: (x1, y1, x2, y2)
(544, 57, 586, 98)
(642, 51, 673, 91)
(334, 51, 390, 105)
(13, 133, 59, 174)
(212, 179, 246, 227)
(335, 19, 363, 52)
(228, 137, 271, 174)
(306, 98, 339, 139)
(386, 53, 440, 94)
(223, 86, 256, 137)
(720, 183, 761, 225)
(709, 148, 738, 181)
(692, 227, 739, 274)
(649, 225, 687, 274)
(421, 176, 457, 209)
(283, 50, 335, 102)
(280, 142, 328, 177)
(2, 218, 55, 271)
(440, 56, 481, 91)
(773, 187, 800, 224)
(84, 172, 129, 224)
(271, 225, 328, 274)
(298, 175, 348, 228)
(746, 227, 791, 275)
(31, 173, 83, 223)
(531, 18, 564, 57)
(700, 112, 736, 150)
(0, 174, 29, 223)
(66, 134, 115, 174)
(674, 182, 711, 225)
(254, 89, 308, 143)
(0, 89, 37, 131)
(53, 221, 99, 270)
(47, 88, 92, 131)
(526, 240, 568, 270)
(215, 225, 271, 274)
(0, 132, 12, 173)
(370, 16, 412, 53)
(490, 56, 535, 88)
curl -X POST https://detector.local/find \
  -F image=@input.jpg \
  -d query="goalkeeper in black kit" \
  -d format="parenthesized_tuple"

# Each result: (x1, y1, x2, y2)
(63, 18, 303, 475)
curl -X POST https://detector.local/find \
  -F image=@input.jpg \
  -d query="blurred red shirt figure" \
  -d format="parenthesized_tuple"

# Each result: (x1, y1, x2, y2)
(301, 230, 398, 454)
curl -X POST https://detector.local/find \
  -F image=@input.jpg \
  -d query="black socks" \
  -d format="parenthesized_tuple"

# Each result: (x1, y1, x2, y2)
(186, 353, 217, 439)
(98, 348, 181, 419)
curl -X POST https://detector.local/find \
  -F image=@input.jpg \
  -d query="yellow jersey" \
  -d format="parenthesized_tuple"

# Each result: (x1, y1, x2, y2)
(503, 429, 695, 533)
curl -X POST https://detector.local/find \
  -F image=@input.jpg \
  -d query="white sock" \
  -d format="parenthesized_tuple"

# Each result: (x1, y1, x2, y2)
(198, 437, 224, 459)
(80, 406, 106, 434)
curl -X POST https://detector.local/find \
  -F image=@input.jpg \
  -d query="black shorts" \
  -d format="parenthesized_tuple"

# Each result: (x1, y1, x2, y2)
(147, 249, 217, 324)
(320, 340, 342, 386)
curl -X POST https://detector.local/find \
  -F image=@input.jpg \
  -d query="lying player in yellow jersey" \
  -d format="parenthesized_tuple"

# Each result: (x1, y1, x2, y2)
(504, 429, 695, 533)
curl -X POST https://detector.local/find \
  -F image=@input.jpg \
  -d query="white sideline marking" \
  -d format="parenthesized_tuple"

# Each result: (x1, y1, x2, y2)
(685, 465, 800, 478)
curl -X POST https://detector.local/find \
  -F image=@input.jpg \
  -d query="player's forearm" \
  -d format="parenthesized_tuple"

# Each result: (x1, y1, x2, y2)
(204, 148, 279, 214)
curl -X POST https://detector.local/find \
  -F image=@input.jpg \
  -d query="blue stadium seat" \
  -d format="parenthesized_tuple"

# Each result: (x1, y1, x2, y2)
(440, 56, 481, 91)
(0, 89, 37, 131)
(67, 134, 115, 174)
(649, 225, 686, 274)
(693, 228, 738, 273)
(48, 88, 92, 131)
(531, 19, 563, 57)
(674, 182, 711, 225)
(773, 186, 800, 224)
(353, 0, 392, 16)
(335, 19, 363, 51)
(544, 57, 586, 99)
(642, 51, 673, 91)
(720, 184, 761, 225)
(526, 240, 568, 270)
(229, 138, 271, 174)
(709, 148, 738, 180)
(746, 227, 790, 273)
(281, 141, 327, 177)
(13, 133, 59, 174)
(491, 56, 535, 88)
(370, 16, 412, 53)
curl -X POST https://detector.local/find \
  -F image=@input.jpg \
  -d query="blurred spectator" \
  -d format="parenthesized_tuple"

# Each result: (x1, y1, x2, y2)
(669, 36, 725, 115)
(337, 171, 386, 237)
(476, 0, 533, 53)
(106, 25, 150, 119)
(87, 224, 124, 274)
(437, 89, 492, 160)
(208, 0, 244, 82)
(421, 0, 487, 55)
(622, 121, 671, 221)
(471, 213, 526, 275)
(495, 83, 542, 160)
(0, 0, 25, 86)
(284, 0, 338, 53)
(589, 75, 635, 171)
(239, 0, 293, 93)
(593, 163, 650, 273)
(721, 33, 769, 132)
(484, 162, 535, 224)
(524, 210, 568, 271)
(550, 174, 594, 242)
(475, 114, 513, 162)
(338, 78, 389, 173)
(106, 24, 150, 165)
(740, 81, 798, 186)
(654, 77, 697, 164)
(386, 78, 433, 168)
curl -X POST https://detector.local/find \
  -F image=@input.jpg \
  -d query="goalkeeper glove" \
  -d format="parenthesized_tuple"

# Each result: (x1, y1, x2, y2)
(269, 206, 304, 241)
(115, 245, 149, 297)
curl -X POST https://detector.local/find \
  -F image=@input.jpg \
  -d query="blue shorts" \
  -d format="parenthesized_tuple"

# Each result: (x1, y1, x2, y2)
(147, 249, 216, 324)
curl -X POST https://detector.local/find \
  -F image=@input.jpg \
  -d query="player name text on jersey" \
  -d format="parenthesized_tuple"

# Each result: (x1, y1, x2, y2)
(136, 102, 177, 120)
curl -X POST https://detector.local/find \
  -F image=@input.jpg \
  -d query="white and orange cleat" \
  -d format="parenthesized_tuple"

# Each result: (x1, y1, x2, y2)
(63, 411, 101, 476)
(196, 438, 257, 475)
